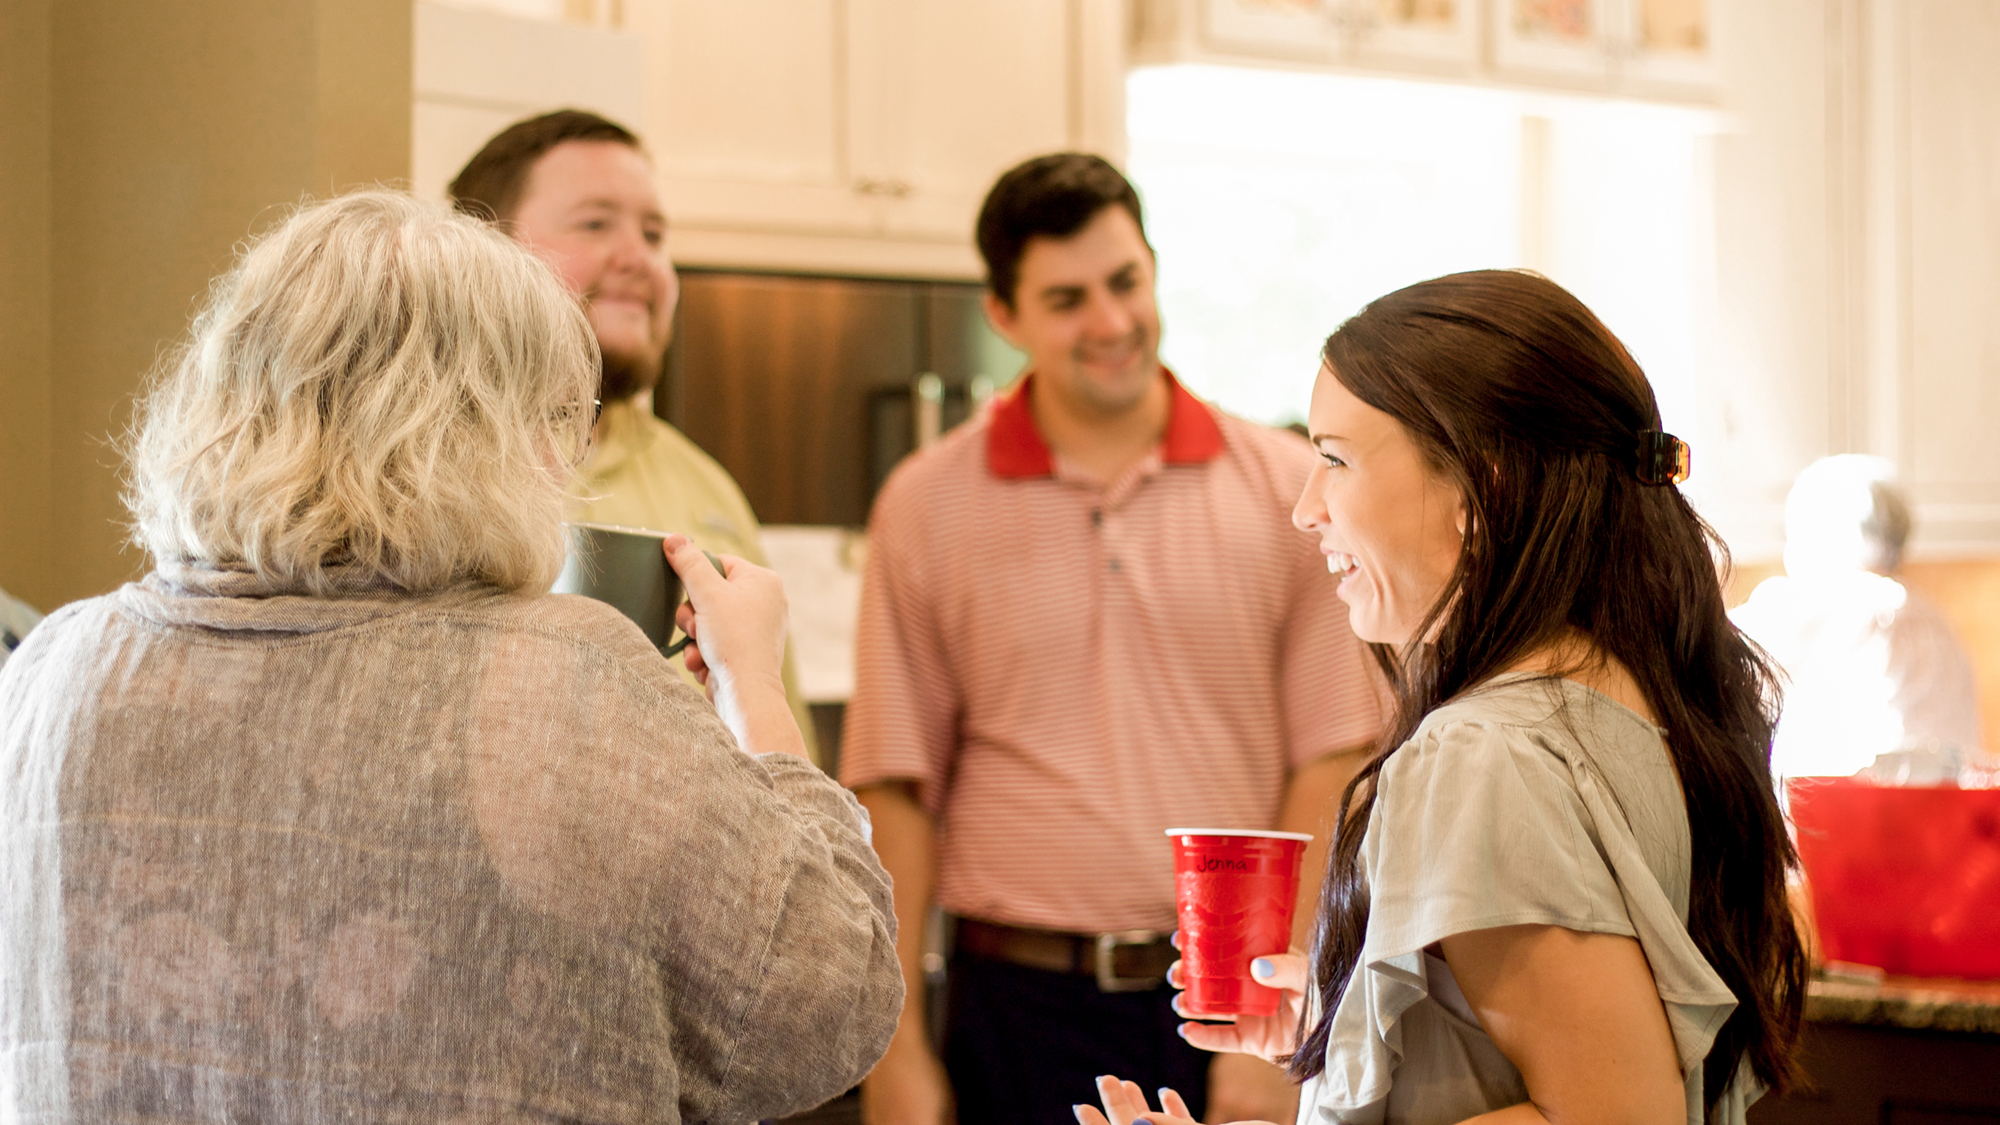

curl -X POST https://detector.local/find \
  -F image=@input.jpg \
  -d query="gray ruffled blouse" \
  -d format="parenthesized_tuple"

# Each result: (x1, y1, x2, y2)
(1298, 675, 1753, 1125)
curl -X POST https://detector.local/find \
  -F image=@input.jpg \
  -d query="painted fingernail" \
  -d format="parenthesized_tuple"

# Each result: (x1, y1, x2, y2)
(1176, 1024, 1189, 1040)
(1158, 1087, 1174, 1103)
(1072, 1107, 1088, 1124)
(1252, 957, 1276, 979)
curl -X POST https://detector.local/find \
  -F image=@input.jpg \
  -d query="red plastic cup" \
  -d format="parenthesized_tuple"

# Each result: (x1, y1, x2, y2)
(1165, 828, 1312, 1017)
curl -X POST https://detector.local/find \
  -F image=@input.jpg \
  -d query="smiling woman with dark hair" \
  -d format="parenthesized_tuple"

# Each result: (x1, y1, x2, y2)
(1081, 269, 1806, 1125)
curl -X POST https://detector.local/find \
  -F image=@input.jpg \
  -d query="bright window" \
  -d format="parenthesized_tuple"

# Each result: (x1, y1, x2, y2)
(1127, 64, 1716, 460)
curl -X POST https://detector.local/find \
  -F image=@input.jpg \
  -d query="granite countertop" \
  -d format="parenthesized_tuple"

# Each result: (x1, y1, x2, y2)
(1806, 972, 2000, 1034)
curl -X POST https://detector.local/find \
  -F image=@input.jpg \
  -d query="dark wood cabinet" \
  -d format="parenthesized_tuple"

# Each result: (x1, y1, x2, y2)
(1749, 1022, 2000, 1124)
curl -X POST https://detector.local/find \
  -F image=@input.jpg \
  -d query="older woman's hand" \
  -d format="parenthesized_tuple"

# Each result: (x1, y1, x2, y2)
(664, 534, 808, 759)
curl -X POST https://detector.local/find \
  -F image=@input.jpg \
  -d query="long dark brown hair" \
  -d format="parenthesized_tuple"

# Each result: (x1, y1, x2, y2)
(1286, 271, 1807, 1117)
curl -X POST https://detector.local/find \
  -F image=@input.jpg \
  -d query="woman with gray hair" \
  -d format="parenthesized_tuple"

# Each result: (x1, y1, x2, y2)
(0, 191, 901, 1123)
(1732, 454, 1986, 780)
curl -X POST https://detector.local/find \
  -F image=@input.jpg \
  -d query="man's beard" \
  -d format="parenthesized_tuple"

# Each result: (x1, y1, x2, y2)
(598, 347, 663, 405)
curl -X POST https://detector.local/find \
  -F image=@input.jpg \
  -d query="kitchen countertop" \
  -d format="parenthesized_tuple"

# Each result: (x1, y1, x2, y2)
(1805, 972, 2000, 1034)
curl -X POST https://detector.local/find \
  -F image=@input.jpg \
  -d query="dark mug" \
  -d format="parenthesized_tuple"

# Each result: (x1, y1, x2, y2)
(555, 522, 732, 657)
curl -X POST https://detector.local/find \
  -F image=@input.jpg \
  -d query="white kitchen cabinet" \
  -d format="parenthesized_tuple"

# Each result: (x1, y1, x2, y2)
(847, 0, 1073, 241)
(1489, 0, 1612, 83)
(1493, 0, 1711, 98)
(634, 0, 1127, 279)
(1133, 0, 1708, 101)
(633, 1, 859, 235)
(1137, 0, 1481, 75)
(1350, 0, 1483, 73)
(1704, 0, 2000, 558)
(1189, 0, 1340, 64)
(1891, 0, 2000, 551)
(1618, 0, 1712, 89)
(411, 2, 645, 201)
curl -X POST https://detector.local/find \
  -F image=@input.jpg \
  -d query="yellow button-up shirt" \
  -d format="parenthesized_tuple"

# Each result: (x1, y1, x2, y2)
(571, 398, 819, 763)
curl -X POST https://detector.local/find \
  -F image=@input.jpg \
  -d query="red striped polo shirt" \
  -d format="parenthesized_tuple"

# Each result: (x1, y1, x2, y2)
(840, 372, 1382, 933)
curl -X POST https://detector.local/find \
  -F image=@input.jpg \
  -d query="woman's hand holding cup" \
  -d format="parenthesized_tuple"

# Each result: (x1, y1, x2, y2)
(1168, 943, 1309, 1066)
(662, 534, 807, 759)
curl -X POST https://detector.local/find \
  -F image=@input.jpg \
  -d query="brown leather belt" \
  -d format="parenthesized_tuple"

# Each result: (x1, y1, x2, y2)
(953, 917, 1174, 993)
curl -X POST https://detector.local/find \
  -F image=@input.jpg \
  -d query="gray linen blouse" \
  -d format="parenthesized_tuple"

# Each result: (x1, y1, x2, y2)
(0, 565, 901, 1124)
(1297, 675, 1753, 1125)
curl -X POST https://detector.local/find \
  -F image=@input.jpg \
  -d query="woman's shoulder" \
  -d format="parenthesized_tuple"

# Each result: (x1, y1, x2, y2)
(234, 584, 706, 718)
(498, 587, 649, 643)
(439, 593, 749, 786)
(467, 591, 698, 695)
(1413, 674, 1660, 744)
(1359, 674, 1697, 943)
(1385, 675, 1671, 795)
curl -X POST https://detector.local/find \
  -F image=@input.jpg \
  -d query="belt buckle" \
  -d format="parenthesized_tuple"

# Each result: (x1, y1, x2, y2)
(1094, 929, 1162, 993)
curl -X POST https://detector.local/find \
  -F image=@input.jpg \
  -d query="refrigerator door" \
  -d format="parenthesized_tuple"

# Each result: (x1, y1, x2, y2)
(662, 271, 1022, 527)
(663, 272, 921, 527)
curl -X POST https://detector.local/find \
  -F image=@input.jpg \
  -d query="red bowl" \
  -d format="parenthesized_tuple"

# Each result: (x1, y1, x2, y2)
(1789, 778, 2000, 980)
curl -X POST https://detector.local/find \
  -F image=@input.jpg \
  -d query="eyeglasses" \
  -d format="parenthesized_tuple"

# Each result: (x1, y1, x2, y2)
(551, 398, 604, 433)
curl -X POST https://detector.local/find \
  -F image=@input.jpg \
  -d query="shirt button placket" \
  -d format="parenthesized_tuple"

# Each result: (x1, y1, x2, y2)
(1095, 508, 1121, 574)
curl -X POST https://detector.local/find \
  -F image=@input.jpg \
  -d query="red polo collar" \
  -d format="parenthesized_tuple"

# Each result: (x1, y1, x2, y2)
(986, 369, 1225, 479)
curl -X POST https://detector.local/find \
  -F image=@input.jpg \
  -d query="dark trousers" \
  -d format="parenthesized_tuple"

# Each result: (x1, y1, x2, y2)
(943, 950, 1209, 1125)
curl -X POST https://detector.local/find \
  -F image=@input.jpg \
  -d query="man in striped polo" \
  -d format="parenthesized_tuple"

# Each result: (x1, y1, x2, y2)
(841, 154, 1382, 1125)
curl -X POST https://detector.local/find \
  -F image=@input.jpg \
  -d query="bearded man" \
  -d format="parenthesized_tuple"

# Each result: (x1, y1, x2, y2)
(450, 110, 815, 755)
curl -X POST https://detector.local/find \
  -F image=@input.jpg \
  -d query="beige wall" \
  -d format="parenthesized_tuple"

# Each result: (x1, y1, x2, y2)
(1, 0, 411, 612)
(1900, 559, 2000, 759)
(0, 1, 55, 610)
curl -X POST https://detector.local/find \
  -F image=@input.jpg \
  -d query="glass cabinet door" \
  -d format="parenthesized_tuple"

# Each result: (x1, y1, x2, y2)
(1348, 0, 1480, 75)
(1157, 0, 1711, 100)
(1619, 0, 1712, 92)
(1196, 0, 1479, 74)
(1494, 0, 1615, 83)
(1496, 0, 1711, 93)
(1199, 0, 1341, 64)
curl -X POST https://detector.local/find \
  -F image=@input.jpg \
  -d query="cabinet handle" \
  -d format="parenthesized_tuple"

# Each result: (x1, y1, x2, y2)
(913, 373, 944, 449)
(854, 177, 913, 198)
